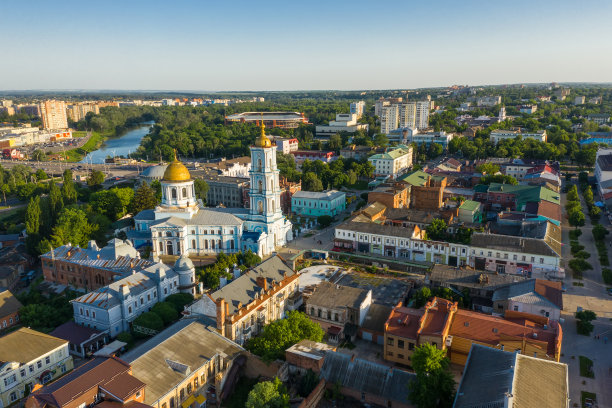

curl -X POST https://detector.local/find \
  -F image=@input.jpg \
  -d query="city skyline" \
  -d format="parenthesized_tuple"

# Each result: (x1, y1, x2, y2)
(1, 0, 612, 91)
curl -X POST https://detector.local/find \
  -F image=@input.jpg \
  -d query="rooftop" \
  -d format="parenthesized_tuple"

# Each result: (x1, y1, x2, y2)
(459, 200, 481, 212)
(307, 281, 370, 310)
(225, 112, 305, 121)
(50, 321, 105, 346)
(492, 279, 563, 310)
(428, 265, 527, 290)
(0, 289, 22, 318)
(292, 190, 345, 201)
(0, 328, 67, 365)
(285, 339, 335, 361)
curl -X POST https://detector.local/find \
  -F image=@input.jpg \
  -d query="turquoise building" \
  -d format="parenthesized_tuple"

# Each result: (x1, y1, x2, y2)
(292, 190, 346, 217)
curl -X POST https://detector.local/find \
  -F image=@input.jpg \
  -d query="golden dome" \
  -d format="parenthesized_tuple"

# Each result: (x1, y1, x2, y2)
(255, 119, 272, 148)
(163, 152, 191, 181)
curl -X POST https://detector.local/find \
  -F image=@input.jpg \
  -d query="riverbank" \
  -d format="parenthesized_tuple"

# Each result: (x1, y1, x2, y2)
(56, 131, 106, 162)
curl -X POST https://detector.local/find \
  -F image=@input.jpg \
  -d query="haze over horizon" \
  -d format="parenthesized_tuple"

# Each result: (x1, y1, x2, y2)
(2, 0, 612, 91)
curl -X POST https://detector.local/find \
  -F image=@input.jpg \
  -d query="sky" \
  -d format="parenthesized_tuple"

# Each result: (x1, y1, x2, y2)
(1, 0, 612, 91)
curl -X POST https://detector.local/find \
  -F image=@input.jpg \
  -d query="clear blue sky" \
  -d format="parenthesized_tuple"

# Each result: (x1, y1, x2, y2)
(1, 0, 611, 91)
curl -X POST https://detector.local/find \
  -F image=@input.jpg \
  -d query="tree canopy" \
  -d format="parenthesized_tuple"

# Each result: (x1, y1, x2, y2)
(245, 378, 289, 408)
(408, 344, 456, 408)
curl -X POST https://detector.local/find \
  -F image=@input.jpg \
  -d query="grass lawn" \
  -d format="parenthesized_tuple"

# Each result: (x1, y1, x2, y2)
(59, 131, 107, 162)
(579, 356, 594, 378)
(221, 376, 258, 408)
(581, 391, 596, 408)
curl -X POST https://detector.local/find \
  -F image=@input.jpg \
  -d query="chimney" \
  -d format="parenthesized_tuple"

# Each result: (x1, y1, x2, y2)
(216, 298, 226, 337)
(119, 284, 129, 300)
(256, 276, 268, 292)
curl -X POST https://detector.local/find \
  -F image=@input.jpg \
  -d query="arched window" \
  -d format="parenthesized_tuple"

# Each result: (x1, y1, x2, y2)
(257, 158, 262, 171)
(218, 239, 222, 249)
(182, 188, 187, 198)
(159, 242, 163, 252)
(258, 201, 263, 214)
(166, 231, 173, 237)
(171, 188, 177, 199)
(211, 240, 215, 249)
(166, 242, 174, 255)
(258, 179, 263, 194)
(230, 240, 235, 250)
(269, 157, 273, 168)
(205, 240, 209, 249)
(271, 199, 275, 213)
(191, 239, 196, 249)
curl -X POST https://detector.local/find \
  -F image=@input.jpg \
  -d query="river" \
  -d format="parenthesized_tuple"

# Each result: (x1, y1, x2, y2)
(81, 122, 153, 164)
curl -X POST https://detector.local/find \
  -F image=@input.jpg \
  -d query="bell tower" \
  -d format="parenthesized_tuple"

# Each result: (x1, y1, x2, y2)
(249, 121, 282, 222)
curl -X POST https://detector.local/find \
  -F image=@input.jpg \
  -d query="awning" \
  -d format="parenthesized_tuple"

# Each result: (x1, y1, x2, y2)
(195, 395, 206, 405)
(181, 395, 196, 408)
(327, 326, 342, 335)
(93, 340, 126, 357)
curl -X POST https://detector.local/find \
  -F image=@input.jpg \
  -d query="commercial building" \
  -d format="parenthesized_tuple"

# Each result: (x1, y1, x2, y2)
(184, 255, 299, 345)
(71, 256, 193, 337)
(0, 289, 22, 331)
(350, 101, 366, 118)
(274, 137, 298, 154)
(224, 111, 308, 129)
(0, 328, 73, 407)
(380, 105, 399, 134)
(489, 129, 547, 144)
(25, 357, 145, 408)
(368, 145, 413, 178)
(123, 319, 244, 408)
(315, 113, 368, 140)
(305, 282, 372, 343)
(0, 127, 72, 149)
(453, 344, 569, 408)
(38, 100, 68, 130)
(291, 190, 346, 217)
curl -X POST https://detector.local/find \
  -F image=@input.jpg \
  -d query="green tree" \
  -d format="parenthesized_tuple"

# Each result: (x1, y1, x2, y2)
(409, 344, 456, 408)
(245, 378, 289, 408)
(130, 182, 159, 214)
(25, 196, 41, 254)
(151, 302, 179, 325)
(165, 293, 194, 313)
(61, 170, 77, 204)
(566, 185, 579, 202)
(328, 134, 342, 150)
(87, 170, 105, 188)
(412, 287, 433, 308)
(593, 223, 609, 241)
(426, 218, 448, 241)
(317, 215, 333, 228)
(476, 163, 500, 175)
(194, 178, 210, 202)
(35, 169, 48, 181)
(49, 180, 64, 218)
(51, 207, 98, 248)
(31, 149, 46, 162)
(302, 172, 323, 192)
(374, 133, 389, 147)
(246, 311, 324, 362)
(133, 311, 164, 334)
(568, 209, 586, 228)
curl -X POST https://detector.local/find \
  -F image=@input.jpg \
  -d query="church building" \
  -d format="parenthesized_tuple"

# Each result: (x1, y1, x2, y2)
(131, 122, 293, 258)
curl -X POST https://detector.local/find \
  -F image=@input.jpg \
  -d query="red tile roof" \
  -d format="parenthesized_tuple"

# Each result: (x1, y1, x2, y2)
(534, 279, 563, 309)
(385, 307, 424, 340)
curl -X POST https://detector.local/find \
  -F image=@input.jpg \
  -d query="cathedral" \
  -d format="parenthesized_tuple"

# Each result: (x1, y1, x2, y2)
(131, 123, 293, 259)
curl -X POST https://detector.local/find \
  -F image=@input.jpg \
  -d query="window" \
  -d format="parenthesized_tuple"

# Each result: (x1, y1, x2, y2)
(398, 340, 405, 349)
(387, 337, 394, 346)
(192, 239, 196, 249)
(4, 374, 17, 387)
(92, 311, 96, 318)
(397, 354, 404, 359)
(540, 258, 544, 264)
(327, 310, 331, 320)
(169, 397, 175, 408)
(45, 356, 50, 365)
(37, 360, 42, 369)
(513, 306, 519, 311)
(129, 306, 132, 314)
(20, 369, 25, 377)
(182, 188, 187, 198)
(172, 188, 177, 199)
(387, 351, 393, 356)
(408, 342, 415, 350)
(317, 309, 321, 318)
(180, 388, 185, 401)
(310, 307, 315, 316)
(10, 392, 17, 402)
(29, 365, 34, 373)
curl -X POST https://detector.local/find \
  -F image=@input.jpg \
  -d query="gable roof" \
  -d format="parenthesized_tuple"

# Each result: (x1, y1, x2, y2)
(320, 351, 415, 404)
(0, 289, 22, 318)
(513, 353, 569, 407)
(470, 231, 560, 257)
(50, 321, 104, 345)
(211, 255, 295, 315)
(0, 328, 67, 364)
(492, 279, 562, 310)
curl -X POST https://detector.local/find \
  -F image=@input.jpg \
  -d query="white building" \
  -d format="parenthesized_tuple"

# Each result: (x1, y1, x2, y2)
(380, 105, 399, 134)
(350, 101, 366, 118)
(134, 122, 293, 258)
(595, 149, 612, 201)
(489, 129, 547, 144)
(399, 103, 416, 128)
(519, 105, 537, 114)
(275, 137, 299, 154)
(368, 145, 413, 178)
(476, 96, 502, 107)
(0, 328, 73, 406)
(407, 130, 454, 148)
(71, 256, 195, 337)
(387, 127, 418, 144)
(415, 101, 430, 129)
(315, 113, 368, 140)
(573, 96, 585, 105)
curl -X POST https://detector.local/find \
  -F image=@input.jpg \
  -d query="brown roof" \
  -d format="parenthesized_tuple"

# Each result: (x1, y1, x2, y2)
(30, 357, 144, 408)
(307, 281, 370, 310)
(513, 353, 569, 407)
(50, 321, 104, 345)
(419, 298, 455, 336)
(0, 328, 67, 365)
(0, 289, 23, 318)
(385, 307, 424, 340)
(534, 279, 563, 309)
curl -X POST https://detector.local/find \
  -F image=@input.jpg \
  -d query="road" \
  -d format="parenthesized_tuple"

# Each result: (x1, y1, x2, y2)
(0, 158, 155, 179)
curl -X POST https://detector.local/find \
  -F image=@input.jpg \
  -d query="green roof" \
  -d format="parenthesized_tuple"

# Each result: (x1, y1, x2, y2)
(399, 170, 430, 186)
(369, 146, 412, 161)
(459, 200, 481, 212)
(474, 183, 560, 206)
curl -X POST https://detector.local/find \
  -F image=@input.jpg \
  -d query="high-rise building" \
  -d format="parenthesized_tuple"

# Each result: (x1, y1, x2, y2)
(380, 105, 399, 134)
(415, 101, 430, 129)
(399, 103, 417, 128)
(498, 106, 507, 122)
(39, 100, 68, 129)
(350, 101, 366, 118)
(67, 103, 100, 122)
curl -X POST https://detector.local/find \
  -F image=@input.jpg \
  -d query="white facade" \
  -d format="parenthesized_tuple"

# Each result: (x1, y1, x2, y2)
(415, 101, 430, 129)
(380, 105, 399, 134)
(490, 130, 547, 144)
(350, 101, 366, 118)
(368, 145, 413, 178)
(476, 96, 502, 107)
(399, 103, 416, 128)
(276, 138, 299, 154)
(315, 113, 368, 139)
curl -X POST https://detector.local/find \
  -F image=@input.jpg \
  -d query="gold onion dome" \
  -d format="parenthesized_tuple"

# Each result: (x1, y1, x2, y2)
(163, 151, 191, 181)
(255, 119, 272, 148)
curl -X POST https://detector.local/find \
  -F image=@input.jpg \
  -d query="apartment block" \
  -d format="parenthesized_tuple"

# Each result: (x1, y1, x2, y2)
(38, 100, 68, 130)
(380, 105, 399, 134)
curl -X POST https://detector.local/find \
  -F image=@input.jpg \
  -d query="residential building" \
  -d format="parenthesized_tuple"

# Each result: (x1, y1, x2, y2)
(386, 126, 418, 143)
(290, 150, 336, 165)
(285, 339, 335, 374)
(17, 104, 40, 117)
(489, 129, 547, 144)
(350, 101, 366, 118)
(274, 137, 298, 154)
(457, 200, 482, 223)
(380, 105, 399, 134)
(315, 113, 368, 140)
(374, 97, 402, 116)
(588, 113, 611, 125)
(453, 344, 569, 408)
(0, 289, 22, 331)
(25, 357, 145, 408)
(38, 100, 68, 130)
(407, 130, 455, 148)
(0, 263, 21, 291)
(224, 111, 308, 129)
(573, 96, 586, 105)
(415, 100, 430, 129)
(519, 105, 537, 114)
(595, 150, 612, 202)
(473, 182, 560, 212)
(200, 175, 249, 208)
(588, 96, 602, 105)
(123, 319, 244, 408)
(305, 282, 372, 343)
(475, 96, 502, 107)
(554, 88, 570, 100)
(359, 303, 393, 345)
(66, 103, 100, 122)
(0, 328, 73, 406)
(492, 279, 563, 320)
(291, 190, 346, 217)
(131, 123, 293, 258)
(368, 145, 413, 178)
(71, 255, 192, 337)
(339, 144, 373, 160)
(49, 321, 109, 358)
(184, 255, 299, 345)
(398, 103, 417, 128)
(437, 158, 462, 172)
(367, 183, 410, 209)
(427, 265, 527, 313)
(400, 170, 447, 210)
(320, 351, 415, 408)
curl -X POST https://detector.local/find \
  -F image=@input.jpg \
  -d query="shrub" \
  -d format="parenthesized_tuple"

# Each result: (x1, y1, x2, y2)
(317, 215, 334, 228)
(165, 293, 194, 312)
(151, 301, 179, 325)
(603, 268, 612, 285)
(569, 229, 582, 240)
(570, 242, 585, 254)
(574, 250, 591, 260)
(569, 259, 593, 273)
(116, 332, 134, 348)
(577, 319, 594, 336)
(133, 311, 164, 336)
